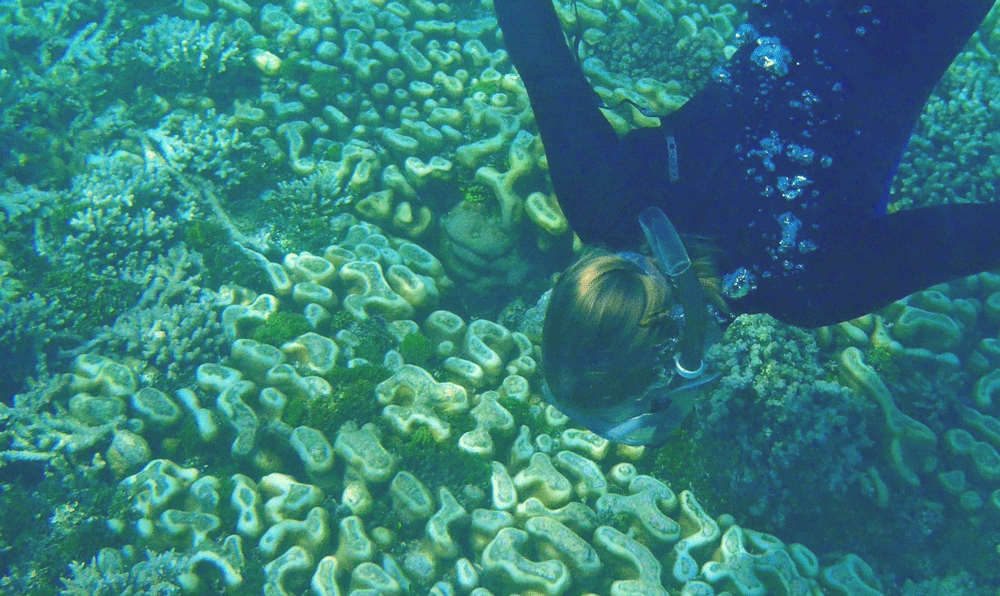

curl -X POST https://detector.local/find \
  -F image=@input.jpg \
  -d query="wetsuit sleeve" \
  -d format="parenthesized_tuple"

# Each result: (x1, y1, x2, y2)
(493, 0, 632, 244)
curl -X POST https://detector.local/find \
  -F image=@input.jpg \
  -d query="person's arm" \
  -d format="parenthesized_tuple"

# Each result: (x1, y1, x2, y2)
(494, 0, 632, 244)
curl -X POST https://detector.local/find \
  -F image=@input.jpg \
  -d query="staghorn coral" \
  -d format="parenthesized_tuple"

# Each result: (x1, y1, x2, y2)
(0, 292, 70, 398)
(103, 247, 228, 384)
(0, 404, 122, 596)
(58, 548, 187, 596)
(144, 108, 252, 188)
(113, 15, 250, 100)
(0, 0, 125, 186)
(0, 180, 60, 223)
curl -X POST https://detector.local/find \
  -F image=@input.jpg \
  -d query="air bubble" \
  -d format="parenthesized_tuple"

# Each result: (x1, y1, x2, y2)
(777, 212, 802, 253)
(722, 268, 757, 299)
(751, 37, 792, 76)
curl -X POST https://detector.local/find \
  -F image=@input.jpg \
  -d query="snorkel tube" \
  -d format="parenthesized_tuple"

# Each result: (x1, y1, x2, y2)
(638, 207, 708, 378)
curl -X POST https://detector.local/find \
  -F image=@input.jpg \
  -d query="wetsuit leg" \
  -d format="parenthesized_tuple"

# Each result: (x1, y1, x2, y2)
(494, 0, 628, 243)
(762, 203, 1000, 327)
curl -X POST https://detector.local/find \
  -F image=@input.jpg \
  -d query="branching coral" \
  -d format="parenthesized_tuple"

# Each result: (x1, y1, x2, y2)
(115, 16, 249, 99)
(58, 548, 188, 596)
(652, 314, 877, 536)
(0, 293, 69, 397)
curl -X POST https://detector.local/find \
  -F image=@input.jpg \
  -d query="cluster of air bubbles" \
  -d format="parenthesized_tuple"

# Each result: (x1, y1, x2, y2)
(749, 130, 783, 172)
(751, 36, 792, 76)
(760, 131, 782, 152)
(777, 174, 812, 200)
(856, 5, 881, 35)
(784, 143, 815, 165)
(734, 23, 759, 46)
(722, 267, 757, 299)
(712, 66, 733, 85)
(790, 89, 821, 111)
(798, 238, 817, 253)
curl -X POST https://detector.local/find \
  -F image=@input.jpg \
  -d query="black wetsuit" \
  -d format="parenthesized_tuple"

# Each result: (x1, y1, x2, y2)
(495, 0, 1000, 327)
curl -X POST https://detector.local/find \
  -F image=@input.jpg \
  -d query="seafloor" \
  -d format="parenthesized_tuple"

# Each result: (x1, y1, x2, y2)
(2, 0, 1000, 595)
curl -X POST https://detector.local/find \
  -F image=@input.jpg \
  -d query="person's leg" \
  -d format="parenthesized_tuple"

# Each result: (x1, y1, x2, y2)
(759, 203, 1000, 327)
(861, 204, 1000, 301)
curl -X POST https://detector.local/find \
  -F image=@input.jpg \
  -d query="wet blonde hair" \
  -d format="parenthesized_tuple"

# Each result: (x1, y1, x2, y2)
(542, 250, 674, 411)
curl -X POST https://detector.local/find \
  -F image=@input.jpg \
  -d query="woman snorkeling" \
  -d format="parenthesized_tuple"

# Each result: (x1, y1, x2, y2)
(493, 0, 1000, 445)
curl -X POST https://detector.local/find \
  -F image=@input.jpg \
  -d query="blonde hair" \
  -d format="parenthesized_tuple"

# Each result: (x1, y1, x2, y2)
(543, 242, 726, 412)
(542, 250, 674, 410)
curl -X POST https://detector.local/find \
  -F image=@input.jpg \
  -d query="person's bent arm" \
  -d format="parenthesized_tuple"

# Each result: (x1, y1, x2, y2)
(494, 0, 630, 243)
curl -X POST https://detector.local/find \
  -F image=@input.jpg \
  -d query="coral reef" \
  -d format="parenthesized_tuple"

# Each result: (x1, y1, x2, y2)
(663, 315, 877, 530)
(4, 215, 889, 596)
(2, 0, 1000, 594)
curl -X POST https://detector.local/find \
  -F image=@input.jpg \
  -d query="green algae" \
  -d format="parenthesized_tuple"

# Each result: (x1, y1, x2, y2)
(386, 416, 489, 509)
(399, 331, 434, 367)
(283, 363, 392, 438)
(0, 472, 119, 596)
(250, 311, 312, 347)
(497, 394, 558, 438)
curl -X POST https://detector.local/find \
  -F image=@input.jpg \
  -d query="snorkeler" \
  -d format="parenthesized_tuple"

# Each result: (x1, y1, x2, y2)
(493, 0, 1000, 445)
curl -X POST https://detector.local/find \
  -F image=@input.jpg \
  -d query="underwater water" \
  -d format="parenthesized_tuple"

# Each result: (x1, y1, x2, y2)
(2, 0, 1000, 595)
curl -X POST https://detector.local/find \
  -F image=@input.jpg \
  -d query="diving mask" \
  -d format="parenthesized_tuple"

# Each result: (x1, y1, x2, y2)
(542, 364, 718, 446)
